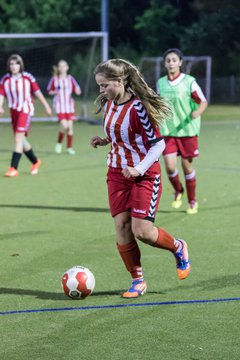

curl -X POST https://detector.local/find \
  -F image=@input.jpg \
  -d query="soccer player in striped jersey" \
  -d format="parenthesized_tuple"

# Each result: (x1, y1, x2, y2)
(157, 49, 208, 214)
(90, 59, 191, 298)
(47, 60, 81, 155)
(0, 54, 52, 177)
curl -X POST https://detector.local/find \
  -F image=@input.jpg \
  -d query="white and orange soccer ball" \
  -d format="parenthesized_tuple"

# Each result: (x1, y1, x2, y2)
(62, 266, 95, 300)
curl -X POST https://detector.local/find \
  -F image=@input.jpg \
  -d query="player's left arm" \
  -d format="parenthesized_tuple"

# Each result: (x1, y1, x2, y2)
(191, 81, 208, 119)
(122, 108, 165, 178)
(72, 77, 82, 96)
(34, 90, 52, 116)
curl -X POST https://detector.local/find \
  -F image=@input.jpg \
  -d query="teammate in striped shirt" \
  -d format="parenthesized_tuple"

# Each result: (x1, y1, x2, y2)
(47, 60, 81, 155)
(157, 48, 208, 214)
(0, 54, 52, 177)
(90, 59, 191, 298)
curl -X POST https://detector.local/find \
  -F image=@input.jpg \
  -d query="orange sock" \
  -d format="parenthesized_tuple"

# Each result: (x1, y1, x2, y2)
(152, 228, 181, 253)
(117, 241, 143, 280)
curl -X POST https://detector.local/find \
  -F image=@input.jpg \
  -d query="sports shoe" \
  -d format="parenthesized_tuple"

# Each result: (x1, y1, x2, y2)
(174, 239, 191, 280)
(67, 147, 76, 155)
(55, 143, 62, 154)
(30, 159, 41, 175)
(186, 201, 199, 215)
(122, 280, 147, 299)
(171, 190, 184, 209)
(5, 167, 19, 177)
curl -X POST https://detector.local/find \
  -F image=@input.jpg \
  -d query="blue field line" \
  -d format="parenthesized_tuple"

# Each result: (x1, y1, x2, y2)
(1, 297, 240, 316)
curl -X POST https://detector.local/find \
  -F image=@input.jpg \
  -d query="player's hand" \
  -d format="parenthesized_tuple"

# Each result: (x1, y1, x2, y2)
(90, 136, 109, 148)
(45, 105, 52, 116)
(122, 166, 140, 178)
(191, 111, 199, 119)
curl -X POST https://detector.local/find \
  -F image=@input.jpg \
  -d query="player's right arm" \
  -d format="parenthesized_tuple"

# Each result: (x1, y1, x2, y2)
(0, 94, 4, 115)
(90, 136, 110, 148)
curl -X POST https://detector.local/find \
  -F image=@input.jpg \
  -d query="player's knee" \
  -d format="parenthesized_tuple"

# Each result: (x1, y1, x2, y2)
(115, 220, 132, 238)
(132, 224, 148, 242)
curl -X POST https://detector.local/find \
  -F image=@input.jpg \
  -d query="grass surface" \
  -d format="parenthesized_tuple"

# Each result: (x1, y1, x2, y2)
(0, 115, 240, 359)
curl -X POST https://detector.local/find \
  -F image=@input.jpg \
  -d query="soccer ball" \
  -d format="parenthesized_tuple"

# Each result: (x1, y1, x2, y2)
(62, 266, 95, 300)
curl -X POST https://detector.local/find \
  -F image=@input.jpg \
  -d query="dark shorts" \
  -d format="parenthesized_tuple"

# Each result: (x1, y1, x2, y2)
(163, 136, 199, 158)
(107, 163, 162, 222)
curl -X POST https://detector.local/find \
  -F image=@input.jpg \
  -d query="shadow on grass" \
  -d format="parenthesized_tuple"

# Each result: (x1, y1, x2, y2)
(0, 204, 110, 213)
(0, 230, 50, 241)
(164, 273, 240, 292)
(0, 288, 128, 300)
(0, 204, 180, 214)
(1, 274, 238, 301)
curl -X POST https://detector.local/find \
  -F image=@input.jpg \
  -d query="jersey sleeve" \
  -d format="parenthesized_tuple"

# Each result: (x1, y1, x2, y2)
(191, 81, 207, 104)
(71, 76, 81, 93)
(27, 73, 40, 93)
(0, 80, 5, 96)
(47, 77, 55, 92)
(130, 102, 162, 147)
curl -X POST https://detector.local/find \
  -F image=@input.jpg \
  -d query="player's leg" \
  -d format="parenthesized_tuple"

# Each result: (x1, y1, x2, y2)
(107, 168, 146, 298)
(114, 212, 147, 298)
(55, 118, 68, 153)
(182, 157, 198, 214)
(132, 216, 190, 283)
(163, 137, 184, 208)
(131, 168, 190, 281)
(5, 131, 24, 177)
(163, 154, 184, 208)
(66, 120, 75, 155)
(23, 137, 41, 175)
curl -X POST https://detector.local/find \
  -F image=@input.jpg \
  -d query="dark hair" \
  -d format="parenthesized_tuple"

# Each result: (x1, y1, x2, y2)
(162, 48, 184, 61)
(7, 54, 24, 72)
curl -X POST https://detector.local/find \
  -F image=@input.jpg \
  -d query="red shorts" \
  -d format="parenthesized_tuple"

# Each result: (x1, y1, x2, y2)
(163, 136, 199, 158)
(107, 163, 162, 222)
(57, 113, 76, 121)
(11, 109, 31, 133)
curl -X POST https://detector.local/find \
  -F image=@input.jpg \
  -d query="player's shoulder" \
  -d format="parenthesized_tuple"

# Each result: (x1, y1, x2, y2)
(0, 73, 10, 82)
(22, 71, 37, 81)
(183, 73, 196, 83)
(132, 98, 146, 113)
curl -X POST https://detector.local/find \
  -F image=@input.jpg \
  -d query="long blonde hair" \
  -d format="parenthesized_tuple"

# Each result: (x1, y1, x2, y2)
(94, 58, 171, 127)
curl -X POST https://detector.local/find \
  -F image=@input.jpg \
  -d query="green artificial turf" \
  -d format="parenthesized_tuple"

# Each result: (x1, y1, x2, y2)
(0, 114, 240, 359)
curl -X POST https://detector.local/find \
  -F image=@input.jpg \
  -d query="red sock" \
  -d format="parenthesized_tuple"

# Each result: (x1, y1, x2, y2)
(153, 228, 181, 253)
(117, 241, 143, 280)
(67, 134, 73, 148)
(58, 132, 64, 143)
(185, 171, 196, 202)
(168, 170, 184, 193)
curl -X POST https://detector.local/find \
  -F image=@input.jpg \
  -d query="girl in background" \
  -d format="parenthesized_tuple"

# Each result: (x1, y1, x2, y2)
(157, 48, 208, 214)
(0, 54, 52, 177)
(90, 59, 190, 298)
(47, 60, 81, 155)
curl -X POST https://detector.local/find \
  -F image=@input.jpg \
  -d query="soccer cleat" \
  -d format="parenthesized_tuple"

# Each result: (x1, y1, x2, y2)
(171, 190, 184, 209)
(5, 167, 19, 177)
(55, 143, 62, 154)
(174, 239, 191, 280)
(67, 147, 76, 155)
(122, 280, 147, 299)
(30, 159, 42, 175)
(186, 201, 199, 215)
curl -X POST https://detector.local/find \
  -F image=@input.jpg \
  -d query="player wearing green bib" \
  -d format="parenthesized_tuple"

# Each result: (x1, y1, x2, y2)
(157, 49, 208, 214)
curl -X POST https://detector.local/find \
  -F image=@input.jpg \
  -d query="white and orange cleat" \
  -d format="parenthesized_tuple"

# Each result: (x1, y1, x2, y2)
(30, 159, 42, 175)
(122, 280, 147, 299)
(174, 239, 191, 280)
(5, 167, 19, 177)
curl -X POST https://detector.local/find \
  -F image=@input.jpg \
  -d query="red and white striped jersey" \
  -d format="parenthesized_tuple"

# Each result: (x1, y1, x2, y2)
(104, 96, 162, 169)
(0, 72, 39, 115)
(47, 75, 81, 114)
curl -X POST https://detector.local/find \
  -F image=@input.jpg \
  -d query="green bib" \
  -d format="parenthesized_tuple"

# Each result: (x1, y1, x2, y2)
(157, 74, 201, 137)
